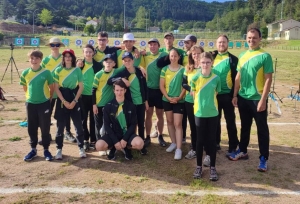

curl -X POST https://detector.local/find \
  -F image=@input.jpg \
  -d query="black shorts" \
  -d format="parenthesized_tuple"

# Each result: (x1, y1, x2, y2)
(162, 101, 184, 114)
(100, 133, 137, 149)
(148, 88, 163, 109)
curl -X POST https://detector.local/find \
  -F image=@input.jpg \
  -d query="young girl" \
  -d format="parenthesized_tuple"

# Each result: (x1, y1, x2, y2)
(182, 45, 204, 160)
(190, 52, 221, 181)
(53, 49, 86, 159)
(160, 49, 186, 160)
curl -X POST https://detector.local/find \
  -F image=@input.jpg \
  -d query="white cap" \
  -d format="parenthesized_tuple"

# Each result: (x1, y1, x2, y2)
(123, 33, 135, 42)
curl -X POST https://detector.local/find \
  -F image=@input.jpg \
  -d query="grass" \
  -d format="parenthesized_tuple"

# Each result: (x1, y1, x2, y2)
(190, 179, 214, 190)
(8, 136, 22, 141)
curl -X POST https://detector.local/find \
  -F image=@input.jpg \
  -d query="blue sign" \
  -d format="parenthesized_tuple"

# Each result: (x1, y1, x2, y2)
(208, 41, 214, 47)
(199, 41, 205, 47)
(178, 40, 184, 47)
(140, 40, 147, 47)
(62, 39, 69, 46)
(30, 38, 40, 46)
(14, 38, 24, 46)
(114, 40, 121, 46)
(75, 39, 82, 46)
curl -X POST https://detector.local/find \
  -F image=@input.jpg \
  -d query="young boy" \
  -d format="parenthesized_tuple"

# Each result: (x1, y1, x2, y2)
(20, 50, 54, 161)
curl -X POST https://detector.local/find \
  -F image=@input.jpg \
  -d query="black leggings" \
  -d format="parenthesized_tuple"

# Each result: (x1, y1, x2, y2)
(135, 104, 145, 140)
(195, 116, 218, 167)
(94, 106, 104, 141)
(185, 101, 197, 150)
(81, 95, 96, 143)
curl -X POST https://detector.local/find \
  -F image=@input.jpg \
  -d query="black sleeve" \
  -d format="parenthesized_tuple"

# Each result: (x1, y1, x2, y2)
(103, 105, 119, 145)
(92, 59, 103, 74)
(229, 53, 238, 97)
(157, 54, 170, 68)
(92, 87, 97, 105)
(182, 74, 190, 92)
(123, 103, 137, 142)
(142, 71, 148, 101)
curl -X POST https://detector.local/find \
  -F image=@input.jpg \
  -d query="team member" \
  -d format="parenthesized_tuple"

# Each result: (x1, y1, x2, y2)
(191, 52, 221, 181)
(53, 49, 86, 159)
(80, 44, 97, 151)
(21, 50, 54, 161)
(95, 80, 144, 160)
(182, 45, 204, 159)
(107, 52, 148, 155)
(160, 49, 186, 160)
(230, 28, 273, 172)
(212, 34, 239, 154)
(183, 34, 197, 54)
(140, 38, 168, 147)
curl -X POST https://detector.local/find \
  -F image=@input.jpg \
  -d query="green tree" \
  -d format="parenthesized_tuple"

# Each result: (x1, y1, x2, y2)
(84, 24, 95, 36)
(2, 0, 15, 19)
(15, 0, 26, 21)
(38, 9, 53, 26)
(161, 19, 173, 31)
(100, 10, 107, 31)
(134, 6, 146, 29)
(0, 32, 4, 41)
(87, 16, 92, 21)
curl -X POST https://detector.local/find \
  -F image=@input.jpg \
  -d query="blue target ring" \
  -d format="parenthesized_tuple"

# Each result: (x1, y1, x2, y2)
(200, 41, 205, 47)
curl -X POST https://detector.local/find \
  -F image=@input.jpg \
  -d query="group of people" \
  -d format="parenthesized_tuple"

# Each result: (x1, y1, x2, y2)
(20, 27, 273, 181)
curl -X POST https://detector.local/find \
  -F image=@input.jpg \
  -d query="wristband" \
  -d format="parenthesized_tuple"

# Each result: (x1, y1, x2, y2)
(73, 99, 78, 103)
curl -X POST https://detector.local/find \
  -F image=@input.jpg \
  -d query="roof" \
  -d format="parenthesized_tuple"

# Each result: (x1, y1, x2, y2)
(283, 26, 300, 31)
(267, 18, 297, 25)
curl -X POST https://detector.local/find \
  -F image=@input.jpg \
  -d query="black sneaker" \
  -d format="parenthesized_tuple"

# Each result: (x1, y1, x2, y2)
(89, 142, 96, 150)
(38, 134, 53, 146)
(83, 141, 90, 152)
(140, 147, 148, 155)
(144, 136, 151, 147)
(158, 135, 166, 147)
(107, 147, 116, 160)
(44, 149, 53, 161)
(124, 148, 133, 160)
(65, 132, 76, 143)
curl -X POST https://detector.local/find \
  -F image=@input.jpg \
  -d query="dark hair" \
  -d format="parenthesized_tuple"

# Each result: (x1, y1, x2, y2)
(113, 79, 127, 90)
(62, 53, 76, 67)
(247, 27, 262, 38)
(186, 45, 204, 72)
(28, 50, 43, 59)
(217, 34, 229, 42)
(98, 31, 108, 38)
(83, 44, 95, 52)
(165, 48, 181, 64)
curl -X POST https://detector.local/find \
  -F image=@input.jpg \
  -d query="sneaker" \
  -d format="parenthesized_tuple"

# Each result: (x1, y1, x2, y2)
(83, 141, 90, 152)
(193, 166, 202, 179)
(210, 167, 219, 181)
(64, 132, 76, 143)
(124, 148, 133, 160)
(144, 136, 151, 147)
(150, 126, 158, 138)
(228, 149, 249, 161)
(203, 155, 211, 167)
(216, 144, 221, 150)
(107, 147, 116, 160)
(55, 149, 63, 160)
(185, 149, 196, 159)
(158, 135, 167, 147)
(174, 149, 182, 160)
(257, 156, 268, 172)
(182, 138, 186, 144)
(99, 151, 108, 156)
(24, 149, 37, 161)
(44, 149, 53, 161)
(140, 147, 148, 155)
(79, 148, 87, 158)
(38, 134, 53, 145)
(166, 143, 177, 152)
(226, 149, 236, 157)
(89, 142, 96, 150)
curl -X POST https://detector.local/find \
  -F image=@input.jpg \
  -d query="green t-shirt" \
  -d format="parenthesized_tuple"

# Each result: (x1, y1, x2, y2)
(116, 103, 127, 135)
(159, 47, 185, 56)
(53, 66, 83, 89)
(191, 72, 221, 117)
(117, 50, 141, 68)
(20, 66, 53, 104)
(128, 72, 143, 105)
(237, 48, 273, 100)
(184, 68, 199, 103)
(93, 48, 105, 63)
(82, 61, 94, 95)
(212, 52, 232, 95)
(160, 65, 185, 103)
(140, 51, 168, 89)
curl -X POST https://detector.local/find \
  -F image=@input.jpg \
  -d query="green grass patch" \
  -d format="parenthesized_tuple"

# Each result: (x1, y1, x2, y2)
(8, 136, 22, 142)
(190, 179, 214, 190)
(97, 179, 104, 184)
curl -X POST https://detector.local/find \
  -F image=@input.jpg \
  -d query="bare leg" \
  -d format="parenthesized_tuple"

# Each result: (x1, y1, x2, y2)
(165, 111, 176, 143)
(174, 113, 183, 149)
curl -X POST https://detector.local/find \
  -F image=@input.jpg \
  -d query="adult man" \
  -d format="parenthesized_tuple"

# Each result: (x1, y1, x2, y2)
(140, 38, 168, 147)
(183, 34, 197, 54)
(211, 34, 239, 154)
(95, 80, 144, 160)
(230, 27, 273, 172)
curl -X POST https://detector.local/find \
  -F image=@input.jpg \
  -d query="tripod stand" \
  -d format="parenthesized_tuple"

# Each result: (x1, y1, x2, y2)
(291, 81, 300, 110)
(269, 58, 283, 115)
(1, 43, 20, 84)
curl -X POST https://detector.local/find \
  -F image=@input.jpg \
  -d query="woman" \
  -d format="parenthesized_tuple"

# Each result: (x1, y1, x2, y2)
(160, 49, 186, 160)
(53, 49, 86, 160)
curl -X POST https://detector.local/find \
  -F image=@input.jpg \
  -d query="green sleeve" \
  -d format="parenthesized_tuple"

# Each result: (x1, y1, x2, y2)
(216, 77, 221, 93)
(77, 68, 83, 82)
(53, 69, 59, 83)
(47, 70, 53, 85)
(263, 54, 274, 74)
(160, 67, 167, 78)
(93, 72, 101, 88)
(41, 56, 50, 69)
(20, 70, 27, 86)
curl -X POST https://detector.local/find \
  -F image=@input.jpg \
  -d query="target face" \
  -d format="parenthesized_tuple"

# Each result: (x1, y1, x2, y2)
(30, 38, 40, 46)
(178, 41, 184, 47)
(62, 39, 69, 46)
(140, 40, 146, 47)
(15, 38, 24, 46)
(88, 39, 95, 46)
(208, 41, 214, 47)
(114, 40, 121, 46)
(75, 39, 82, 46)
(200, 41, 205, 47)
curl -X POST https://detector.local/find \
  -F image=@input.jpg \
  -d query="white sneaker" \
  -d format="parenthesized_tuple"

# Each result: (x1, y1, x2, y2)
(55, 149, 62, 160)
(185, 149, 196, 159)
(174, 149, 182, 160)
(79, 148, 87, 158)
(166, 143, 177, 152)
(99, 151, 108, 156)
(203, 155, 211, 167)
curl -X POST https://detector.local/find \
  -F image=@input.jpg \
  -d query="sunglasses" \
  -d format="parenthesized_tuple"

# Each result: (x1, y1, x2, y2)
(50, 44, 60, 47)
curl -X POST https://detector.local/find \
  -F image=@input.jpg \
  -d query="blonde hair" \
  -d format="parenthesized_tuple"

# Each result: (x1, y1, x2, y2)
(200, 52, 214, 61)
(185, 45, 204, 73)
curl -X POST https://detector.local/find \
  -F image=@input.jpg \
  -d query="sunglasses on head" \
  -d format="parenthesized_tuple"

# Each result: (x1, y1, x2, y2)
(50, 43, 60, 47)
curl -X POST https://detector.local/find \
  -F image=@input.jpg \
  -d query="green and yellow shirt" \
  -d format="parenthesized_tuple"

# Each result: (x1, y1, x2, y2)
(184, 68, 199, 103)
(117, 50, 141, 68)
(81, 61, 94, 95)
(159, 47, 188, 66)
(53, 66, 83, 89)
(116, 103, 127, 134)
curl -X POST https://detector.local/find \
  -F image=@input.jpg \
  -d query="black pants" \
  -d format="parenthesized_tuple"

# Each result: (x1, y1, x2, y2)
(182, 105, 187, 139)
(51, 98, 71, 132)
(81, 95, 96, 143)
(26, 100, 51, 149)
(135, 104, 145, 140)
(216, 93, 239, 151)
(195, 116, 218, 167)
(94, 106, 104, 141)
(238, 96, 270, 159)
(185, 101, 197, 150)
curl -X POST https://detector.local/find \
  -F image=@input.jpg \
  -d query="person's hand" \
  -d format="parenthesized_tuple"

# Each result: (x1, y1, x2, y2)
(168, 97, 177, 104)
(257, 99, 266, 112)
(232, 96, 238, 107)
(140, 67, 147, 77)
(93, 105, 98, 115)
(76, 59, 83, 67)
(173, 97, 181, 103)
(68, 101, 76, 109)
(120, 139, 127, 149)
(134, 49, 140, 58)
(145, 101, 149, 111)
(114, 142, 123, 150)
(63, 101, 70, 109)
(140, 50, 147, 56)
(122, 78, 130, 87)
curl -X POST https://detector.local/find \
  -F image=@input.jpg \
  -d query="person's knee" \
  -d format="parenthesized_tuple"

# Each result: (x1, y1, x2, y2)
(95, 140, 108, 151)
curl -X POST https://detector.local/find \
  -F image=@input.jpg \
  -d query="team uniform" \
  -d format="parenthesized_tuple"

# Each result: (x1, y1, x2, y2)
(212, 52, 239, 152)
(157, 47, 188, 67)
(53, 66, 84, 151)
(20, 67, 53, 150)
(117, 50, 142, 68)
(191, 71, 221, 168)
(93, 46, 120, 69)
(160, 65, 185, 113)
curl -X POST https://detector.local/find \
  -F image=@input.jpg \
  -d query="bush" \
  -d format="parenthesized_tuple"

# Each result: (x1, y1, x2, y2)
(0, 32, 4, 41)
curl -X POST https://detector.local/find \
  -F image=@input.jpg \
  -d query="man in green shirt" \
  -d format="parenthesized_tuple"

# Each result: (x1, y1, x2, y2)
(230, 28, 273, 172)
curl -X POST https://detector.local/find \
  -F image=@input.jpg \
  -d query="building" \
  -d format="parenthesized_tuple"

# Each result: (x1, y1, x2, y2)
(267, 19, 300, 40)
(86, 20, 98, 28)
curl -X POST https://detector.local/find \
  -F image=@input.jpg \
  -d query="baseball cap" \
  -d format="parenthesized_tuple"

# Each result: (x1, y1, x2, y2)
(148, 38, 160, 46)
(122, 51, 134, 60)
(123, 33, 135, 42)
(164, 32, 174, 38)
(183, 34, 197, 43)
(103, 53, 116, 61)
(62, 49, 75, 57)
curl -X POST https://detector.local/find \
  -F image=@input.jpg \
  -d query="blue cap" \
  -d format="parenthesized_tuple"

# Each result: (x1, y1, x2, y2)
(122, 51, 134, 60)
(103, 53, 115, 61)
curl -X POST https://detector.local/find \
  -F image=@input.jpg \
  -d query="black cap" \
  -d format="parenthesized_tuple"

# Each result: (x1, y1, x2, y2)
(122, 51, 134, 60)
(164, 32, 174, 38)
(148, 38, 160, 46)
(183, 34, 197, 43)
(103, 53, 116, 61)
